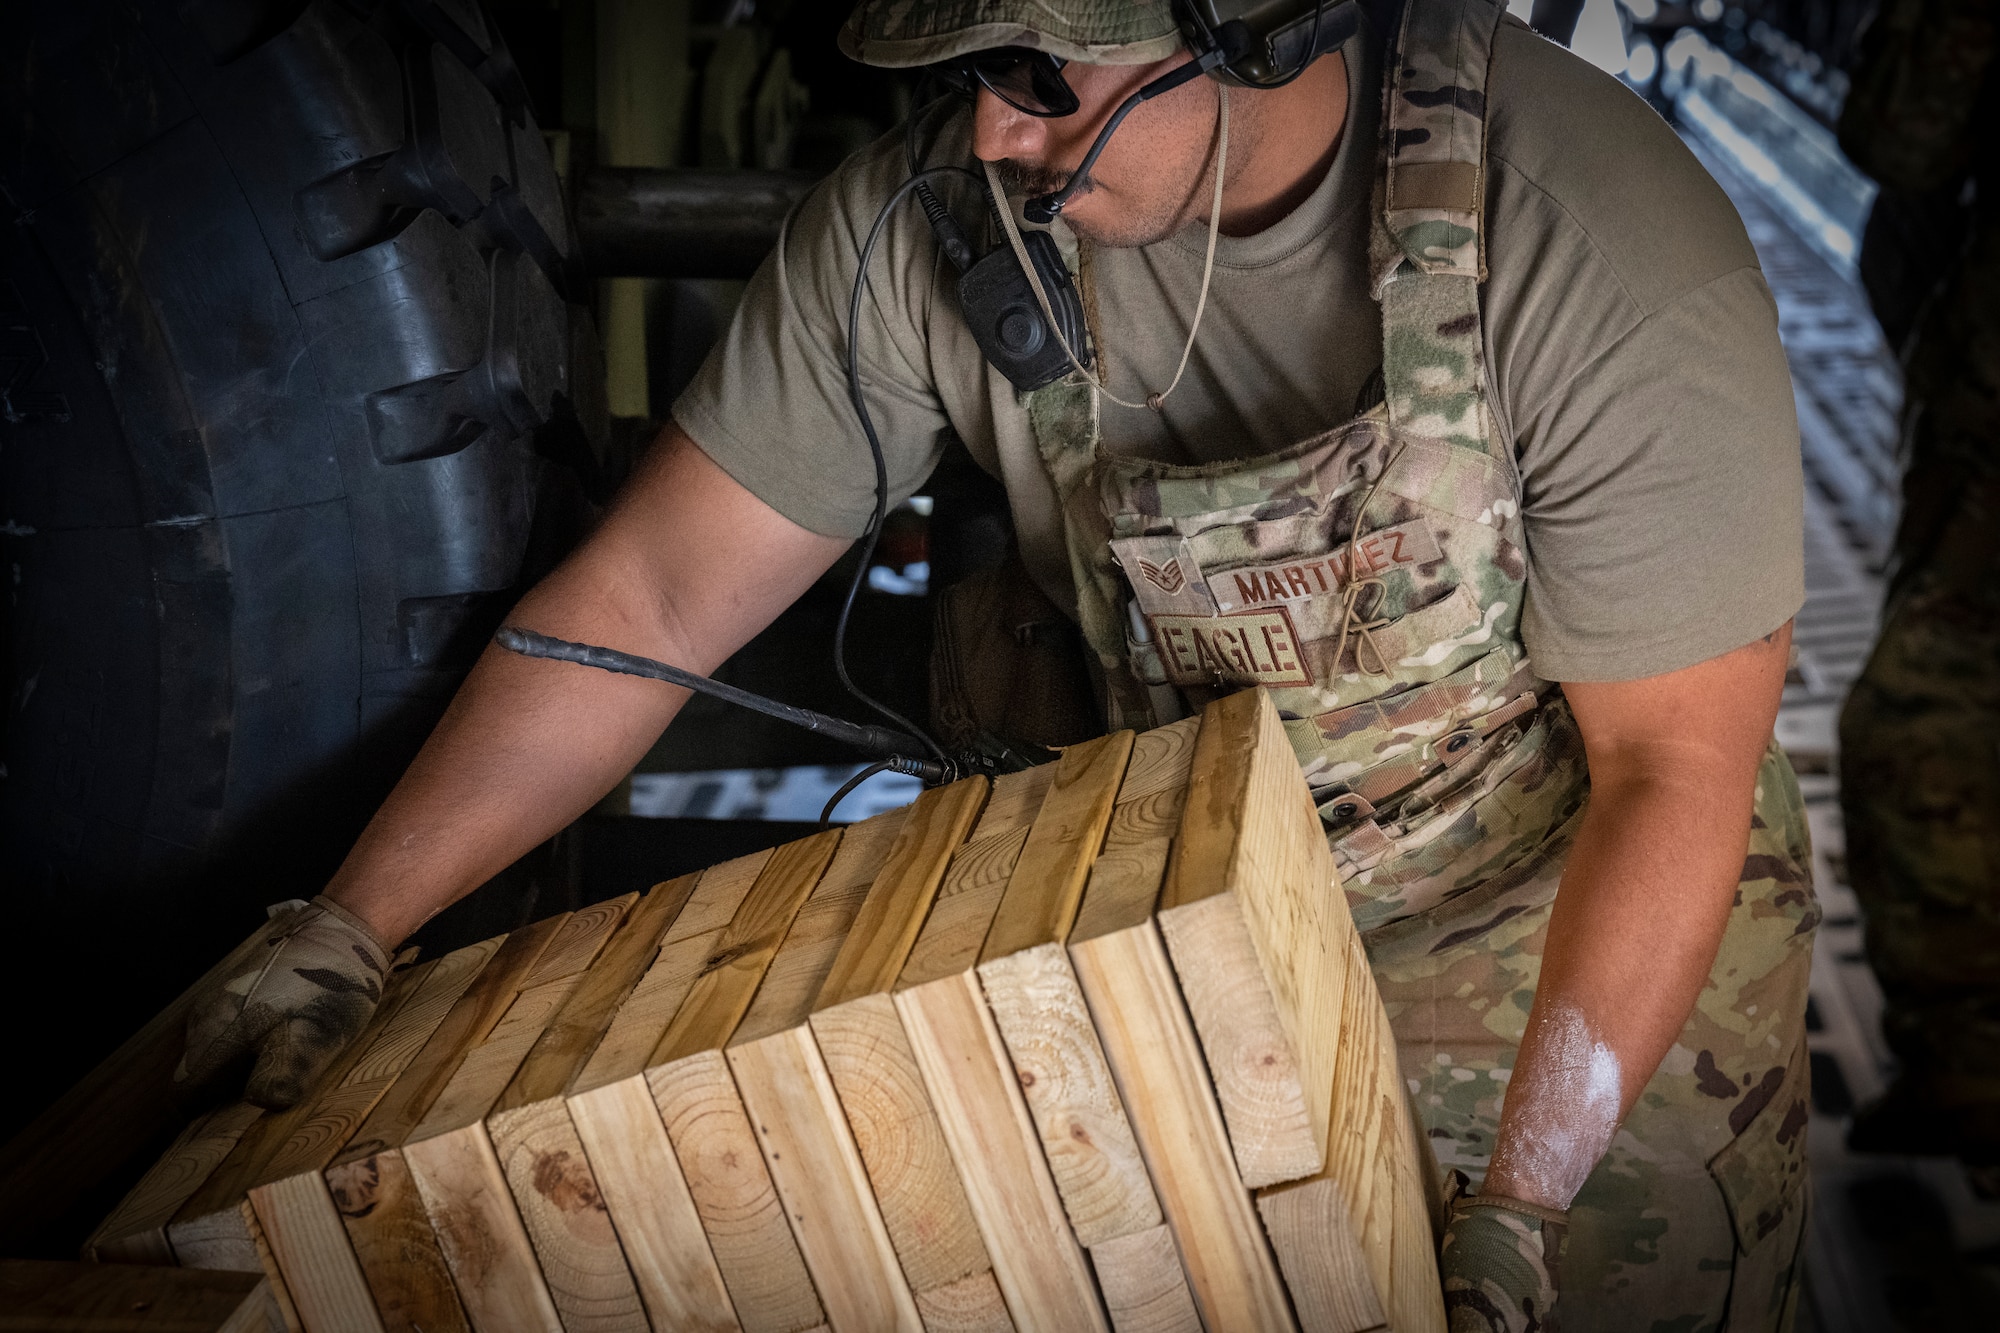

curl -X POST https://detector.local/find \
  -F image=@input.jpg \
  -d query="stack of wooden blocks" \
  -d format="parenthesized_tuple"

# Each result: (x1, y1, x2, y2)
(82, 689, 1445, 1333)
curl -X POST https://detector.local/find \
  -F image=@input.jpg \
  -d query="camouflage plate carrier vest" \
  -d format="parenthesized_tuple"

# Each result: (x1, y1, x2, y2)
(1023, 1, 1820, 1325)
(1031, 0, 1585, 932)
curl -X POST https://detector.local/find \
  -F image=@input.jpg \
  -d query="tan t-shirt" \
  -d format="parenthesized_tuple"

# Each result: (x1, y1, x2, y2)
(674, 19, 1804, 682)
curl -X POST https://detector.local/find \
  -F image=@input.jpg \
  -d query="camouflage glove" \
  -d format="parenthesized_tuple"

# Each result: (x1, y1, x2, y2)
(175, 895, 391, 1109)
(1440, 1181, 1569, 1333)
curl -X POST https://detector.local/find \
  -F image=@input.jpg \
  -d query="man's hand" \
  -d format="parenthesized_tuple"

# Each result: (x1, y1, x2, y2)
(176, 896, 391, 1109)
(1440, 1180, 1569, 1333)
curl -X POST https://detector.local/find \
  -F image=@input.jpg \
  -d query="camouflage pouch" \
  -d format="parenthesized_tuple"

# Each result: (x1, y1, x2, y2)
(176, 894, 391, 1109)
(929, 549, 1104, 765)
(1442, 1184, 1569, 1333)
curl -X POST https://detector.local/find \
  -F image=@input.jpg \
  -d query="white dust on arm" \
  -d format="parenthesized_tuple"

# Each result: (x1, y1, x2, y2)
(1485, 999, 1623, 1210)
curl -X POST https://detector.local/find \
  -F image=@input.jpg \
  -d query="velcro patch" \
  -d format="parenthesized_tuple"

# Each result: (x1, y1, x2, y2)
(1149, 609, 1313, 688)
(1111, 535, 1216, 616)
(1207, 519, 1444, 614)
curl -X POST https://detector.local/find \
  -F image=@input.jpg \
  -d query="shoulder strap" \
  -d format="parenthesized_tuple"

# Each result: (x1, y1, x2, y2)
(1370, 0, 1504, 456)
(1373, 0, 1498, 287)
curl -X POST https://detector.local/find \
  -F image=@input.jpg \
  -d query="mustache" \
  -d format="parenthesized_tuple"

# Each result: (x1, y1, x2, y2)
(992, 158, 1091, 201)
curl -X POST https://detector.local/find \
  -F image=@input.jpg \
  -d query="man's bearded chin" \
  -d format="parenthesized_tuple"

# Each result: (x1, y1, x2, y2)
(991, 158, 1182, 248)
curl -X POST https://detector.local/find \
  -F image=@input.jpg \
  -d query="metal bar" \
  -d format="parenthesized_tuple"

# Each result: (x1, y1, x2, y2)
(572, 167, 821, 279)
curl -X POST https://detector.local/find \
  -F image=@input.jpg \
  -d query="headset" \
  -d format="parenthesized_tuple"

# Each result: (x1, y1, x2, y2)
(939, 0, 1365, 393)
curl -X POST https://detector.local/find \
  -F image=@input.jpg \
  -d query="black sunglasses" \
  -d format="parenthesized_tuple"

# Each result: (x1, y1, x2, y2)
(933, 47, 1081, 118)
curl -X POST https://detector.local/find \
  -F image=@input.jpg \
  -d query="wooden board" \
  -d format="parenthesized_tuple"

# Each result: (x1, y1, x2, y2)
(899, 764, 1056, 990)
(339, 922, 561, 1162)
(165, 1204, 262, 1276)
(1090, 1224, 1202, 1333)
(814, 777, 990, 1010)
(652, 832, 843, 1065)
(0, 904, 308, 1255)
(324, 924, 562, 1333)
(978, 732, 1133, 964)
(566, 1074, 736, 1333)
(555, 849, 803, 1332)
(324, 1150, 470, 1333)
(809, 993, 992, 1297)
(574, 852, 776, 1095)
(728, 1024, 923, 1331)
(976, 942, 1158, 1248)
(492, 875, 699, 1114)
(1158, 689, 1345, 1188)
(404, 1122, 562, 1333)
(912, 1269, 1015, 1333)
(1156, 892, 1325, 1187)
(0, 1258, 271, 1333)
(480, 880, 702, 1333)
(576, 832, 841, 1333)
(1256, 1177, 1386, 1333)
(651, 1051, 825, 1333)
(250, 1172, 386, 1333)
(735, 808, 911, 1044)
(732, 782, 1002, 1325)
(1307, 929, 1396, 1313)
(900, 828, 1030, 990)
(1379, 988, 1447, 1333)
(90, 1101, 264, 1265)
(406, 902, 635, 1143)
(1070, 718, 1200, 945)
(240, 1198, 301, 1332)
(397, 897, 633, 1333)
(969, 762, 1060, 837)
(522, 897, 641, 990)
(487, 1097, 645, 1333)
(411, 974, 586, 1141)
(1069, 919, 1294, 1331)
(895, 969, 1108, 1332)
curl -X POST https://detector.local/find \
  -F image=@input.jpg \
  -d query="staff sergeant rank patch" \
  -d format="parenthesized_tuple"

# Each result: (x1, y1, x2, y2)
(1208, 518, 1444, 613)
(1149, 609, 1313, 688)
(1110, 534, 1216, 616)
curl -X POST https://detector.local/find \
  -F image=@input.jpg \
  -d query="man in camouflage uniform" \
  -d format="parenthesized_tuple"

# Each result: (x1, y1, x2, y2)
(1838, 0, 2000, 1177)
(181, 1, 1817, 1327)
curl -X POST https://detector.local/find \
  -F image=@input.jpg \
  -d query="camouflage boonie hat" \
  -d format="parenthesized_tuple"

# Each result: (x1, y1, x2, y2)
(841, 0, 1184, 68)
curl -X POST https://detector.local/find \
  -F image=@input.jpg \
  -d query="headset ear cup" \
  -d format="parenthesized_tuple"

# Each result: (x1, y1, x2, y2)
(1183, 1, 1361, 86)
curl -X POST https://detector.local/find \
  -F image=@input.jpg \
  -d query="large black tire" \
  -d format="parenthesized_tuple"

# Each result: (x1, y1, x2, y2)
(1, 0, 583, 1142)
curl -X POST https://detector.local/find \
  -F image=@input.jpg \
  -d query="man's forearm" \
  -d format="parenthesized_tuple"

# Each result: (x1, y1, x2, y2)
(1481, 627, 1792, 1209)
(319, 616, 695, 945)
(1480, 764, 1750, 1208)
(320, 428, 851, 945)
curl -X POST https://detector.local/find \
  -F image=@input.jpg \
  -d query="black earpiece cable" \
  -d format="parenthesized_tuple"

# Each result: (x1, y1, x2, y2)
(834, 164, 986, 766)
